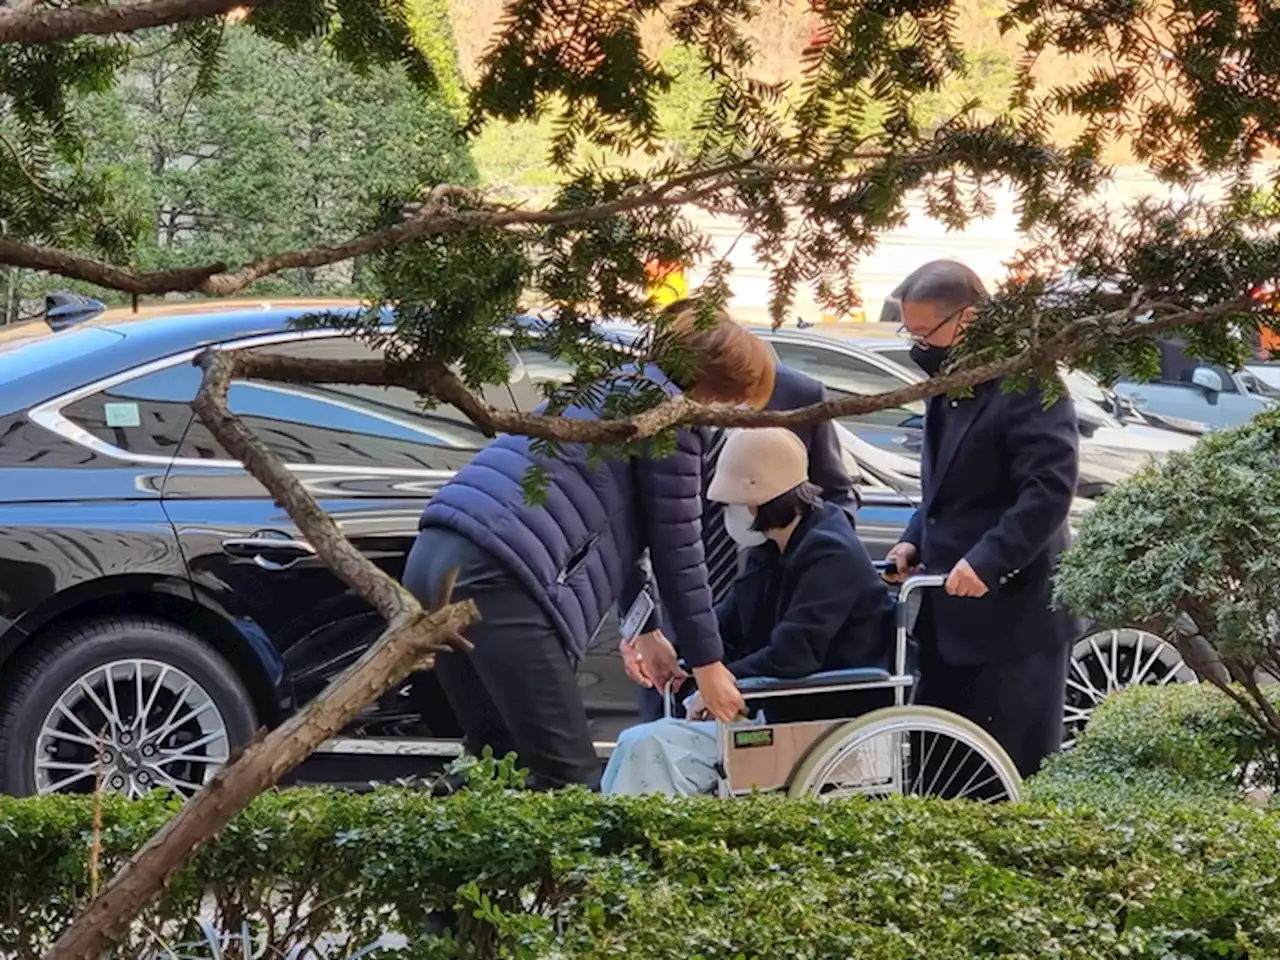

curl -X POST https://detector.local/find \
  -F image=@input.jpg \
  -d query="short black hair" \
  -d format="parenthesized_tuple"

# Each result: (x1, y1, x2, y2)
(892, 260, 988, 317)
(752, 482, 823, 533)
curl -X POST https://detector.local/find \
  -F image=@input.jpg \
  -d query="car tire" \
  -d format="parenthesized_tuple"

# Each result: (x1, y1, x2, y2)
(1063, 628, 1197, 747)
(0, 617, 258, 798)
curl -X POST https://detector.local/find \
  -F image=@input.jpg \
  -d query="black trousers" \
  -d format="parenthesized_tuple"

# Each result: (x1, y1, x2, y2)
(403, 529, 601, 791)
(912, 640, 1071, 780)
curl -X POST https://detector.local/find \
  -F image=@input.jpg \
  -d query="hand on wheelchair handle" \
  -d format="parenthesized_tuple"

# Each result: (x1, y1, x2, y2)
(624, 630, 685, 690)
(882, 542, 920, 583)
(619, 638, 650, 687)
(944, 558, 989, 598)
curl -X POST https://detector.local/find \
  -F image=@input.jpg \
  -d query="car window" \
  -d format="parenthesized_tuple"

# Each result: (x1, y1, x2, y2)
(59, 362, 203, 457)
(1153, 341, 1239, 394)
(520, 347, 576, 387)
(174, 336, 507, 470)
(506, 346, 579, 410)
(770, 341, 924, 428)
(873, 346, 915, 372)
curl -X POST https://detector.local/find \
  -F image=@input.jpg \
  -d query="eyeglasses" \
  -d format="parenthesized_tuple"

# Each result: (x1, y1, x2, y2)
(896, 304, 971, 346)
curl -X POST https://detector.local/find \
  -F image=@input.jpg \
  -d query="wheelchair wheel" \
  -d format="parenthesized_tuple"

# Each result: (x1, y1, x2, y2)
(786, 706, 1023, 803)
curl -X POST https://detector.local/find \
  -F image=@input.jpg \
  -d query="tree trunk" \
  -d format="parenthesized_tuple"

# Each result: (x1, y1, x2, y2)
(43, 348, 478, 960)
(43, 603, 476, 960)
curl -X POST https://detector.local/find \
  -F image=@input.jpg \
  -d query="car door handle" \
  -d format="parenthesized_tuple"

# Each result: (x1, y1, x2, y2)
(222, 535, 315, 570)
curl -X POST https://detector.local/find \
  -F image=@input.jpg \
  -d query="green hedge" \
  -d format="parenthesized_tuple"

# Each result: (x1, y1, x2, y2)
(3, 778, 1280, 958)
(1029, 684, 1280, 807)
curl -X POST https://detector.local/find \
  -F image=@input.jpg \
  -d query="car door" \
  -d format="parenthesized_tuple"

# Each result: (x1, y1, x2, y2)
(1116, 376, 1244, 430)
(160, 331, 520, 740)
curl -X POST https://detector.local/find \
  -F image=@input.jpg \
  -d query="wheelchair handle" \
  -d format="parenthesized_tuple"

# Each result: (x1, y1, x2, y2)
(873, 562, 947, 680)
(661, 678, 676, 719)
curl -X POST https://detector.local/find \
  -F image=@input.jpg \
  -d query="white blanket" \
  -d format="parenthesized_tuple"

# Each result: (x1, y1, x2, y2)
(602, 718, 721, 796)
(603, 709, 770, 797)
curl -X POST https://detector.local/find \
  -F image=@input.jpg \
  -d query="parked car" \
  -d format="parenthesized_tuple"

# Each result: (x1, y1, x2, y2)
(1108, 338, 1277, 431)
(1039, 271, 1279, 431)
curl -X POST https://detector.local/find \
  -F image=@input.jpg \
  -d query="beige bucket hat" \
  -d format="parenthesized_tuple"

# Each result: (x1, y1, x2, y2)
(707, 427, 809, 506)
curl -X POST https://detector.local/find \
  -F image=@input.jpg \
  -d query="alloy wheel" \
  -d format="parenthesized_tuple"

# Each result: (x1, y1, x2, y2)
(1064, 629, 1196, 747)
(34, 659, 231, 797)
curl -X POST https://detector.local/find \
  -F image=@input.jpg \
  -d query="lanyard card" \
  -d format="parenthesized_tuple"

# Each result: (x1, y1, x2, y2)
(620, 590, 656, 645)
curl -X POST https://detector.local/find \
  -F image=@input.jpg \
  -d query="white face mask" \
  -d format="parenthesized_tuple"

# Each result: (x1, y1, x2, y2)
(723, 503, 767, 548)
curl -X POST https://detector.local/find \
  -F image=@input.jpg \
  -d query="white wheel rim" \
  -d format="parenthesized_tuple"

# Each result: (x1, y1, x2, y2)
(34, 659, 230, 797)
(800, 716, 1021, 803)
(1064, 629, 1195, 747)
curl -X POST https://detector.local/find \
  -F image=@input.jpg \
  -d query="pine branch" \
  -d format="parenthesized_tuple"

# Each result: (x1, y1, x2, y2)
(0, 0, 273, 46)
(228, 295, 1252, 445)
(0, 154, 948, 297)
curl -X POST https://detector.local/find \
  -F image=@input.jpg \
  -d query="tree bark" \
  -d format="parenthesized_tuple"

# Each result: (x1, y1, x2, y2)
(0, 0, 274, 46)
(230, 295, 1248, 444)
(43, 349, 478, 960)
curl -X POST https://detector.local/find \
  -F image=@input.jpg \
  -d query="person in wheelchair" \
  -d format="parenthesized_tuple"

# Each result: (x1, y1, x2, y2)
(603, 427, 896, 796)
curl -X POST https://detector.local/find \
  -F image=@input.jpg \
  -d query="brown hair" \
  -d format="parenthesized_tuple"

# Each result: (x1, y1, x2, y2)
(662, 299, 776, 408)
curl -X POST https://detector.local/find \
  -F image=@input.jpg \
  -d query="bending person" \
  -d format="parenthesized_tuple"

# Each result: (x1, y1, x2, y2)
(603, 427, 896, 797)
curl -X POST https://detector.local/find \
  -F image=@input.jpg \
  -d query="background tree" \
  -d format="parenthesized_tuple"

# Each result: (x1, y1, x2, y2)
(0, 1, 472, 317)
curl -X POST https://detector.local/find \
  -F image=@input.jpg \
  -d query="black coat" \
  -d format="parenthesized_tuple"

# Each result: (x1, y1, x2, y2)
(905, 377, 1080, 666)
(720, 501, 894, 679)
(765, 364, 858, 511)
(717, 501, 896, 721)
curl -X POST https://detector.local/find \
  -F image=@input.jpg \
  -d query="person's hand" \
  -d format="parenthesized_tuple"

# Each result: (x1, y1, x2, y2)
(692, 661, 746, 723)
(884, 541, 920, 582)
(620, 638, 650, 687)
(631, 630, 686, 690)
(945, 558, 989, 598)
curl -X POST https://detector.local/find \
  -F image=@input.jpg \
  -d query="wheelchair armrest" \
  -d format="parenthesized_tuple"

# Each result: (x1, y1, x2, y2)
(736, 667, 894, 697)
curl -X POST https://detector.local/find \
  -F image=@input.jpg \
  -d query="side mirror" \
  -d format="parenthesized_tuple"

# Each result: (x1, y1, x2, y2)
(1191, 367, 1224, 403)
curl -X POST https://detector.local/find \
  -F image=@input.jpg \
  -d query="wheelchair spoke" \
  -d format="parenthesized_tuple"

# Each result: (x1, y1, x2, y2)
(791, 710, 1022, 804)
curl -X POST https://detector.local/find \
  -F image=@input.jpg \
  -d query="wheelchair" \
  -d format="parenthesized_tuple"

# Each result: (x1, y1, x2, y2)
(664, 568, 1024, 803)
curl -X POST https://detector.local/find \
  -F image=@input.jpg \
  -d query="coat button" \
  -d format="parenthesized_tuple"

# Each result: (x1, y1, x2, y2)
(927, 517, 936, 526)
(999, 576, 1008, 585)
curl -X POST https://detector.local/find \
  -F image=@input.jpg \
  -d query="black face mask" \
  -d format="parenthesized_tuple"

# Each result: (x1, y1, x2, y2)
(910, 342, 950, 377)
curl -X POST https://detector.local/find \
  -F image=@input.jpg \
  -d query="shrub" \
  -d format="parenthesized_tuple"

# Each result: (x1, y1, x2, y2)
(1030, 684, 1280, 806)
(1056, 408, 1280, 754)
(2, 780, 1280, 958)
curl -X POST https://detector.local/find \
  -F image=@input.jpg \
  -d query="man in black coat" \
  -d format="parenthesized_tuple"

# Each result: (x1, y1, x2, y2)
(885, 261, 1081, 778)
